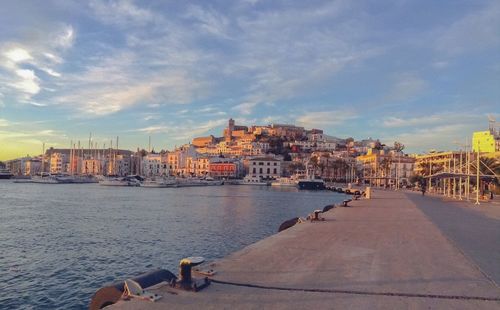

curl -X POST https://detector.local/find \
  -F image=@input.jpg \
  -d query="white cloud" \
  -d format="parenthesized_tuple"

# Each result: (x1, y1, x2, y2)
(432, 61, 449, 69)
(297, 111, 357, 128)
(90, 0, 158, 26)
(40, 67, 61, 77)
(54, 25, 75, 49)
(386, 73, 427, 102)
(135, 119, 226, 141)
(0, 24, 73, 107)
(143, 114, 160, 121)
(4, 48, 32, 63)
(382, 113, 488, 129)
(232, 101, 258, 115)
(0, 119, 9, 127)
(435, 1, 500, 55)
(12, 69, 40, 95)
(381, 113, 497, 152)
(383, 115, 443, 128)
(185, 5, 230, 38)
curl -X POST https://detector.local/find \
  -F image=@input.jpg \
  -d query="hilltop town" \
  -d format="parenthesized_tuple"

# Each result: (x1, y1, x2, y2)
(2, 118, 499, 190)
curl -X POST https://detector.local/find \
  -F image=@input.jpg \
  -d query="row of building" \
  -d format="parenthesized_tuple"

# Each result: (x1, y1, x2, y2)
(3, 118, 498, 186)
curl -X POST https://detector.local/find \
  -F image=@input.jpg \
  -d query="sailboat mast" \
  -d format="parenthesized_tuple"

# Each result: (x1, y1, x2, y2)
(41, 142, 45, 173)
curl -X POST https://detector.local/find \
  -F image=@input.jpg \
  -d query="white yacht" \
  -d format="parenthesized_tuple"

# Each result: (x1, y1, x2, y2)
(237, 175, 271, 186)
(99, 176, 141, 187)
(174, 176, 223, 187)
(271, 176, 298, 187)
(141, 177, 177, 188)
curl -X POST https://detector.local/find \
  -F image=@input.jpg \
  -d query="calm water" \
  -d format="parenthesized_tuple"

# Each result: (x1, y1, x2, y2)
(0, 181, 346, 309)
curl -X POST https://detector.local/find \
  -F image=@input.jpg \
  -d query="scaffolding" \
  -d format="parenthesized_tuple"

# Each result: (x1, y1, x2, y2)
(416, 150, 498, 205)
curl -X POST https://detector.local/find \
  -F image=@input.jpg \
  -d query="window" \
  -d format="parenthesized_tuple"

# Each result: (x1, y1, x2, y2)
(273, 168, 277, 174)
(259, 168, 262, 174)
(267, 168, 270, 174)
(274, 163, 277, 166)
(267, 162, 270, 166)
(253, 168, 256, 173)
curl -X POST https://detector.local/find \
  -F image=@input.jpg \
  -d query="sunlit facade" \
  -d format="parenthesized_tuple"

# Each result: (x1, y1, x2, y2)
(472, 131, 497, 153)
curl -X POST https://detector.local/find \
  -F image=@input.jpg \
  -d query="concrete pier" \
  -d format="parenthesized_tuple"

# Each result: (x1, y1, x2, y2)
(108, 190, 500, 309)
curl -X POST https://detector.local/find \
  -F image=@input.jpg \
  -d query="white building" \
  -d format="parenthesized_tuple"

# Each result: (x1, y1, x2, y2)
(108, 154, 131, 176)
(248, 157, 281, 180)
(141, 153, 168, 177)
(288, 140, 337, 152)
(167, 145, 197, 176)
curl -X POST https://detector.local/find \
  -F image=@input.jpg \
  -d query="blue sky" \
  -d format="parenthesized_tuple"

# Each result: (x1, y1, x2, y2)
(0, 0, 499, 159)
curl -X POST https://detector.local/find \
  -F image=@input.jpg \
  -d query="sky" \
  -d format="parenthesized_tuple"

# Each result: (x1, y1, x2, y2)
(0, 0, 499, 160)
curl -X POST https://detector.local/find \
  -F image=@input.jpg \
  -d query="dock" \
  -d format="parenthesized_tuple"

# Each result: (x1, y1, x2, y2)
(107, 190, 500, 309)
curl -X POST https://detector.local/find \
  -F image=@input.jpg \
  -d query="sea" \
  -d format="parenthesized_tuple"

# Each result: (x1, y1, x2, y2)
(0, 181, 346, 309)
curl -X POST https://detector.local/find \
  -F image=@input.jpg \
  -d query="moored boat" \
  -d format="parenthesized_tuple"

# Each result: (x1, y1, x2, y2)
(0, 168, 13, 179)
(297, 178, 326, 190)
(271, 177, 298, 187)
(297, 168, 326, 190)
(141, 177, 177, 188)
(99, 176, 141, 187)
(236, 175, 271, 186)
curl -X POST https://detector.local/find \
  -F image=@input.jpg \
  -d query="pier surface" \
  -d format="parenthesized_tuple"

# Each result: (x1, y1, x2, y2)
(109, 190, 500, 309)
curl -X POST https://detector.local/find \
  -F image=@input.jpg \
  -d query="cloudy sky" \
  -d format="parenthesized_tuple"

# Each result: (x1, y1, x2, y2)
(0, 0, 499, 159)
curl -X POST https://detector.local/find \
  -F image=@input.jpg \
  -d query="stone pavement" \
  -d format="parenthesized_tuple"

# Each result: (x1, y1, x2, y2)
(109, 190, 500, 309)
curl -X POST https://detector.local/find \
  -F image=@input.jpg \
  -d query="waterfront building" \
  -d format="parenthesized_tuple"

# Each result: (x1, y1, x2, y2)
(24, 158, 42, 176)
(186, 155, 210, 176)
(167, 145, 197, 176)
(107, 154, 131, 176)
(141, 153, 166, 177)
(50, 152, 69, 174)
(82, 159, 103, 175)
(357, 149, 415, 187)
(248, 157, 282, 180)
(209, 158, 242, 178)
(5, 157, 32, 176)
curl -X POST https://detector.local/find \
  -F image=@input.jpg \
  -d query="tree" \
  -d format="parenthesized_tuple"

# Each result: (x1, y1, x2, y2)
(289, 161, 305, 172)
(393, 141, 405, 153)
(309, 155, 319, 174)
(478, 157, 500, 175)
(374, 140, 385, 150)
(379, 158, 392, 186)
(417, 161, 443, 176)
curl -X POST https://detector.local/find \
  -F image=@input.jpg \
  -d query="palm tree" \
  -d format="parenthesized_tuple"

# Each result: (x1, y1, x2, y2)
(417, 161, 443, 177)
(479, 157, 500, 176)
(379, 158, 392, 186)
(393, 141, 405, 153)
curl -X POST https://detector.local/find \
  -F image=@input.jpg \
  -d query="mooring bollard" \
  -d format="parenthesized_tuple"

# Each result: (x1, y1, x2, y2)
(175, 257, 210, 292)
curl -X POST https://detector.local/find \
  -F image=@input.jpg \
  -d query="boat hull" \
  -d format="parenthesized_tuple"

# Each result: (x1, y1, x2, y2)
(298, 181, 326, 190)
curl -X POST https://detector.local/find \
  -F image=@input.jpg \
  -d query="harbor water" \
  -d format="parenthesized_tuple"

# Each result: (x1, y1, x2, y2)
(0, 181, 346, 309)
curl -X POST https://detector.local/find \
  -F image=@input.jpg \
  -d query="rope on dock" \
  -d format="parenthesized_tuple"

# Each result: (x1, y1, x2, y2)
(211, 279, 500, 302)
